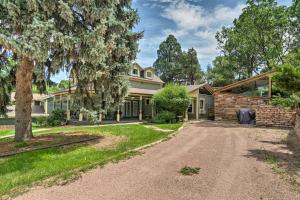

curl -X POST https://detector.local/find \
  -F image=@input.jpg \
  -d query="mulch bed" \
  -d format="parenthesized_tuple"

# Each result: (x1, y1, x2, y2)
(0, 132, 102, 157)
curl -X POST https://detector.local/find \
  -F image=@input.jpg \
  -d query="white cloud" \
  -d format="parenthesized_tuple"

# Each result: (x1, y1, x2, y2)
(159, 0, 245, 65)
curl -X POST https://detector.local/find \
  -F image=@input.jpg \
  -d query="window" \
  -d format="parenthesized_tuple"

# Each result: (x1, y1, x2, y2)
(188, 104, 193, 113)
(146, 99, 150, 105)
(132, 68, 138, 75)
(199, 100, 204, 109)
(146, 71, 152, 78)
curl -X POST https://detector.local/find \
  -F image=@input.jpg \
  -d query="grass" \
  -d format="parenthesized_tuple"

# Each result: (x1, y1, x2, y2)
(0, 123, 182, 198)
(263, 152, 300, 191)
(149, 123, 183, 130)
(179, 166, 200, 176)
(0, 129, 14, 137)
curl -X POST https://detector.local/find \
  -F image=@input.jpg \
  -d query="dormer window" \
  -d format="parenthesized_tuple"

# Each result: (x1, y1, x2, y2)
(132, 68, 138, 76)
(146, 71, 152, 78)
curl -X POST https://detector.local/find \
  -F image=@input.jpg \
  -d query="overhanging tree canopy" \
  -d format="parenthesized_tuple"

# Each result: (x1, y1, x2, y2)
(0, 0, 142, 141)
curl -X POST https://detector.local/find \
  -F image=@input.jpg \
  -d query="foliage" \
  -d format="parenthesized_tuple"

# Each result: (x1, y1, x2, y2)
(272, 94, 300, 108)
(0, 123, 181, 197)
(272, 48, 300, 108)
(154, 111, 176, 124)
(152, 84, 190, 116)
(46, 109, 66, 127)
(206, 56, 237, 87)
(57, 80, 70, 90)
(0, 47, 16, 116)
(80, 108, 98, 124)
(273, 49, 300, 94)
(179, 166, 200, 176)
(215, 0, 293, 78)
(0, 1, 142, 140)
(181, 48, 204, 85)
(32, 116, 48, 127)
(153, 35, 183, 83)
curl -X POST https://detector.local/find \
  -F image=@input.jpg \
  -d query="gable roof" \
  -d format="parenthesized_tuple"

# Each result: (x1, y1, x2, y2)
(186, 83, 214, 94)
(215, 71, 274, 93)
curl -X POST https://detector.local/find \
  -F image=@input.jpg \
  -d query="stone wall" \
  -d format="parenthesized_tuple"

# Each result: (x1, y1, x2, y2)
(214, 93, 266, 121)
(256, 105, 297, 128)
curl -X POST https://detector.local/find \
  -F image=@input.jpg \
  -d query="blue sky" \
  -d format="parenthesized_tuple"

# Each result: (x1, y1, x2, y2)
(52, 0, 292, 82)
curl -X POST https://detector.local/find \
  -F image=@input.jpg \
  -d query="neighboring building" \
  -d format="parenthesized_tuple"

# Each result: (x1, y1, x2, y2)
(8, 92, 48, 117)
(43, 64, 164, 122)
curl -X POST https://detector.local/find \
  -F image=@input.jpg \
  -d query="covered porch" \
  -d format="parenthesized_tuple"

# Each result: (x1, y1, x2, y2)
(186, 84, 214, 120)
(44, 89, 157, 123)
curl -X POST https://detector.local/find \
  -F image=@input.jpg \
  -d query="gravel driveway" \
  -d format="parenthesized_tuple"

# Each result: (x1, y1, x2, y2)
(16, 122, 300, 200)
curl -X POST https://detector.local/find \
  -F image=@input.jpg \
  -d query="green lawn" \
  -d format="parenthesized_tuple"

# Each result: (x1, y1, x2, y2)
(0, 129, 14, 137)
(0, 123, 182, 197)
(152, 123, 183, 130)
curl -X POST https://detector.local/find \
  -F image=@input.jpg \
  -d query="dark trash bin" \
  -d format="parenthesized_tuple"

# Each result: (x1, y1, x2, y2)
(236, 108, 256, 124)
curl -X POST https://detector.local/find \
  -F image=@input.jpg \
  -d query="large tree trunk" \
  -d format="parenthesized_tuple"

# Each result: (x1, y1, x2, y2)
(15, 57, 34, 142)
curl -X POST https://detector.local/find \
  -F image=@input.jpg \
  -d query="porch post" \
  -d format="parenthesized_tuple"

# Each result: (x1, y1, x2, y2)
(139, 96, 143, 121)
(99, 111, 102, 123)
(79, 110, 83, 122)
(117, 105, 120, 122)
(185, 110, 188, 122)
(196, 96, 199, 120)
(45, 99, 48, 114)
(268, 76, 272, 99)
(67, 95, 71, 120)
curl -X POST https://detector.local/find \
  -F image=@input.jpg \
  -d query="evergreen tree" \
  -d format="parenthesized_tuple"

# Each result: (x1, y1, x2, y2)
(153, 35, 183, 83)
(181, 48, 204, 85)
(0, 1, 141, 141)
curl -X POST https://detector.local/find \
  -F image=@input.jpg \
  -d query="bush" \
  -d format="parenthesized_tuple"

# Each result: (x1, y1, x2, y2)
(32, 116, 48, 127)
(272, 94, 300, 108)
(80, 108, 98, 124)
(46, 109, 66, 126)
(154, 111, 176, 123)
(152, 84, 190, 116)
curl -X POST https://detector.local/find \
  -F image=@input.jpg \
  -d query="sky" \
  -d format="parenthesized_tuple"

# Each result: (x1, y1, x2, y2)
(52, 0, 292, 83)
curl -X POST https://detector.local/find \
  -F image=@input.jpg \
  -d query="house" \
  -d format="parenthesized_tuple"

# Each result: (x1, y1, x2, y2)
(8, 92, 48, 117)
(43, 64, 164, 122)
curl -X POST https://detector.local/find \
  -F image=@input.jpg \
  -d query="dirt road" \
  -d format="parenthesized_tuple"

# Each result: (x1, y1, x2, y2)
(16, 122, 300, 200)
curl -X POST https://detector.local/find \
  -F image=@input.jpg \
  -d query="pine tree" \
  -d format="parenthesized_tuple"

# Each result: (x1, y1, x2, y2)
(181, 48, 204, 85)
(0, 0, 142, 141)
(153, 35, 183, 83)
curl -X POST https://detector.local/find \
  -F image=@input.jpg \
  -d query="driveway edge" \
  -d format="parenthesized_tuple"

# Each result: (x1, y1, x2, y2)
(133, 122, 188, 152)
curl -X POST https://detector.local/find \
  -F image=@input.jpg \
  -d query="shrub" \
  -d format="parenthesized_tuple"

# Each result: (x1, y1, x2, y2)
(154, 111, 176, 123)
(272, 94, 300, 108)
(80, 108, 98, 124)
(32, 116, 48, 127)
(47, 109, 66, 126)
(152, 84, 190, 116)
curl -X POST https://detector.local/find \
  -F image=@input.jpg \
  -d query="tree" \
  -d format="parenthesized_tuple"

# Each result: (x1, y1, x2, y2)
(152, 84, 190, 116)
(205, 56, 238, 87)
(273, 48, 300, 94)
(181, 48, 204, 85)
(153, 35, 183, 83)
(0, 47, 16, 116)
(290, 0, 300, 49)
(216, 0, 292, 76)
(57, 80, 70, 90)
(0, 1, 141, 141)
